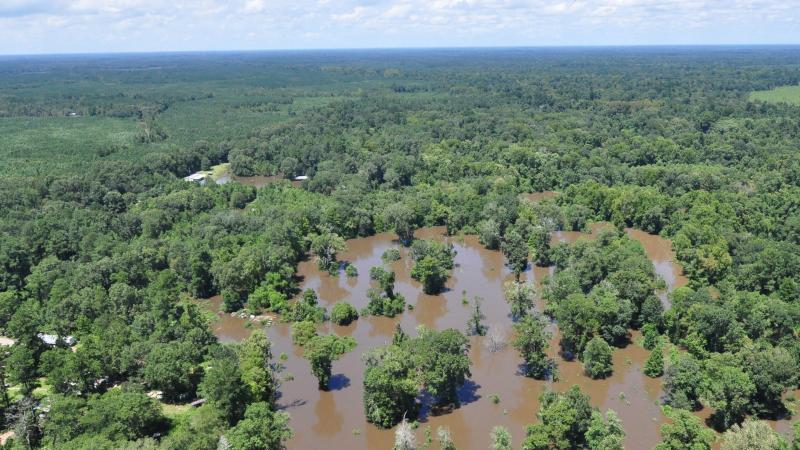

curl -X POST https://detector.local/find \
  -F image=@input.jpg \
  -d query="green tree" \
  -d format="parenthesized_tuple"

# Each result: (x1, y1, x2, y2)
(8, 343, 38, 395)
(198, 355, 250, 425)
(663, 353, 704, 410)
(81, 389, 166, 442)
(586, 410, 625, 450)
(291, 321, 317, 346)
(528, 225, 551, 266)
(583, 336, 613, 379)
(412, 328, 471, 407)
(238, 330, 277, 404)
(720, 419, 788, 450)
(143, 341, 203, 402)
(641, 323, 661, 350)
(370, 266, 396, 297)
(309, 232, 346, 273)
(226, 402, 293, 450)
(704, 359, 755, 430)
(521, 386, 594, 450)
(654, 407, 715, 450)
(512, 314, 553, 379)
(504, 281, 536, 320)
(330, 301, 359, 325)
(643, 344, 664, 378)
(15, 396, 41, 450)
(303, 334, 356, 389)
(384, 202, 417, 246)
(490, 426, 513, 450)
(502, 230, 528, 280)
(479, 219, 502, 250)
(363, 346, 419, 428)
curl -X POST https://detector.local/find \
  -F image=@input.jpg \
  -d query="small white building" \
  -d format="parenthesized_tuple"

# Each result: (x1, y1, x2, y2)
(37, 333, 76, 346)
(183, 172, 208, 184)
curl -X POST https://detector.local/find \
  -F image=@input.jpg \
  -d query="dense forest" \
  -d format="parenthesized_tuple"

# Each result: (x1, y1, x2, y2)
(1, 47, 800, 449)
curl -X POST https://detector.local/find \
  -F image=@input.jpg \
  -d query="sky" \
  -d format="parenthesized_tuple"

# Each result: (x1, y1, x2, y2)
(0, 0, 798, 55)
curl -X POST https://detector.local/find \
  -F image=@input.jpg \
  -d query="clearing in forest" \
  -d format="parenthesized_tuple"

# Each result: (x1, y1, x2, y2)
(749, 85, 800, 105)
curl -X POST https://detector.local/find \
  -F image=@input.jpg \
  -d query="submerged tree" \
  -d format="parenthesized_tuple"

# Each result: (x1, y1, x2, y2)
(643, 344, 664, 378)
(654, 407, 715, 450)
(502, 230, 528, 280)
(582, 336, 613, 380)
(504, 281, 536, 320)
(467, 297, 487, 336)
(512, 314, 553, 379)
(303, 334, 357, 389)
(309, 231, 346, 273)
(586, 410, 625, 450)
(491, 426, 513, 450)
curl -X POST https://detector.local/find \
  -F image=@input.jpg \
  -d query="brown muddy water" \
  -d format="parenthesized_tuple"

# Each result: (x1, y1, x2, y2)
(204, 225, 797, 449)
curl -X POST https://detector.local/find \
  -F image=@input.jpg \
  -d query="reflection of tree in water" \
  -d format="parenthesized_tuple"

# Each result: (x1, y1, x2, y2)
(312, 391, 345, 436)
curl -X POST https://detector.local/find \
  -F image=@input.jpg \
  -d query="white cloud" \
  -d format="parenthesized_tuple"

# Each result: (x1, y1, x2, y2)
(0, 0, 797, 54)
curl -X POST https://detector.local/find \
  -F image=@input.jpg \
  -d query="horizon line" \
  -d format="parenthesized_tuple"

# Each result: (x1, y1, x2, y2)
(2, 43, 800, 59)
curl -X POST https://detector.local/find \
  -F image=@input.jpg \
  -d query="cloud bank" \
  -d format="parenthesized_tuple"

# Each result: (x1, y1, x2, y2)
(1, 0, 797, 54)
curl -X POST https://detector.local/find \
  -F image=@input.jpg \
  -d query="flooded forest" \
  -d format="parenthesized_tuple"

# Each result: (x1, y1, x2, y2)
(0, 48, 799, 450)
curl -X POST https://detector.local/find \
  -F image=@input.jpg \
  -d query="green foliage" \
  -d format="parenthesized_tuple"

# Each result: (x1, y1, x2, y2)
(225, 402, 293, 450)
(290, 321, 318, 346)
(303, 334, 357, 389)
(521, 386, 595, 450)
(363, 328, 470, 428)
(309, 232, 346, 273)
(381, 248, 402, 263)
(502, 230, 528, 280)
(512, 314, 554, 379)
(467, 297, 487, 336)
(410, 240, 456, 294)
(720, 419, 788, 450)
(643, 344, 664, 378)
(503, 281, 536, 320)
(238, 330, 277, 404)
(663, 353, 705, 411)
(198, 355, 249, 425)
(654, 407, 715, 450)
(583, 336, 613, 380)
(586, 410, 625, 450)
(490, 426, 513, 450)
(330, 301, 359, 325)
(286, 289, 326, 323)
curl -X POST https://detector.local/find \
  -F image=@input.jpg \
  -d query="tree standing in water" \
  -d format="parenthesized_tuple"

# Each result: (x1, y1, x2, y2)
(503, 280, 536, 320)
(502, 230, 528, 280)
(467, 297, 486, 336)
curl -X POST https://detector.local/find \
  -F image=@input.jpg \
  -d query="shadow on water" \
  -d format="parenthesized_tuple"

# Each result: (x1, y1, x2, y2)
(328, 374, 351, 391)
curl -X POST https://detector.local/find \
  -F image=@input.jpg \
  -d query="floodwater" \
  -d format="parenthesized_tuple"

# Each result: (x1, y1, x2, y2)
(215, 169, 301, 188)
(203, 225, 797, 449)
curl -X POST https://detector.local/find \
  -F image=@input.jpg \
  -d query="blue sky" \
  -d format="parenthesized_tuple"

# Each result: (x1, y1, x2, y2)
(1, 0, 798, 55)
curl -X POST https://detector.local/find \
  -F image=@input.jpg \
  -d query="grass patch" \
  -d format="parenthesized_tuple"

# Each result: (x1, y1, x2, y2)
(749, 85, 800, 106)
(161, 402, 193, 418)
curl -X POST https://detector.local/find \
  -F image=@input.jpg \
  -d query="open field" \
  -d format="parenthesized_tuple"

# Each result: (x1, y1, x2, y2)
(749, 85, 800, 105)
